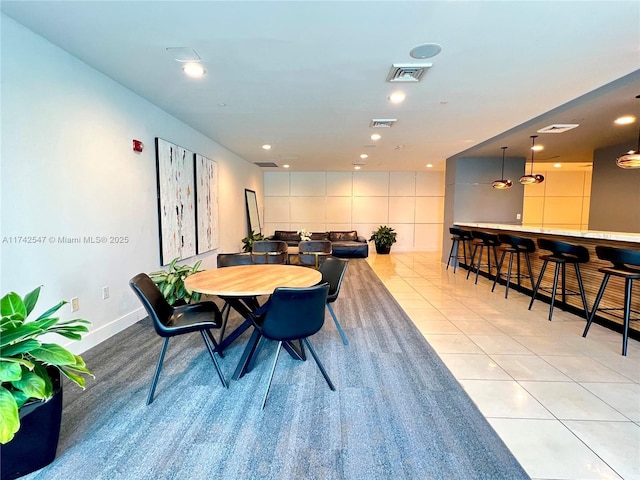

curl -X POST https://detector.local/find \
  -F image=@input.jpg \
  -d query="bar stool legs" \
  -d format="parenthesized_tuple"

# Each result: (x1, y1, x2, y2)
(446, 228, 471, 273)
(582, 245, 640, 356)
(491, 247, 535, 299)
(528, 239, 590, 322)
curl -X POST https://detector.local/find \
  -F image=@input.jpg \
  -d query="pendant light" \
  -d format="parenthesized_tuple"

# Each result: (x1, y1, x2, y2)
(492, 146, 513, 189)
(616, 94, 640, 169)
(519, 135, 545, 185)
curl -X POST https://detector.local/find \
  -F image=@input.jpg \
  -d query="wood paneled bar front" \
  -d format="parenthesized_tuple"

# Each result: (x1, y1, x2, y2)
(455, 223, 640, 340)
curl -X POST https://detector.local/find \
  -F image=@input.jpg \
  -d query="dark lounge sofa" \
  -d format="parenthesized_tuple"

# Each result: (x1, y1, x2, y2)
(268, 230, 368, 258)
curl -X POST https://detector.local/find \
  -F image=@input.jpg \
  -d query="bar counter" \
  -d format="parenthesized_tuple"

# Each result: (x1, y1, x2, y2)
(455, 223, 640, 339)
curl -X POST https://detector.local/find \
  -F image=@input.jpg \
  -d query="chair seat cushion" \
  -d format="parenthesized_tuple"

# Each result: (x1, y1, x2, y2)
(599, 266, 640, 279)
(166, 302, 222, 335)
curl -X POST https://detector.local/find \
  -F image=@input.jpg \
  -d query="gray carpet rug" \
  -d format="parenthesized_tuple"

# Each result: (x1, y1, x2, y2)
(23, 259, 529, 479)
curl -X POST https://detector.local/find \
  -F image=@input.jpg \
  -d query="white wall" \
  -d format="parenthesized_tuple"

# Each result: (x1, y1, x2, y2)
(523, 167, 592, 229)
(264, 171, 445, 252)
(0, 15, 262, 353)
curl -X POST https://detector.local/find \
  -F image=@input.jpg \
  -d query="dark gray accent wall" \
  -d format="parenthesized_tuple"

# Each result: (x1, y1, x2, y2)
(589, 141, 640, 233)
(442, 156, 525, 262)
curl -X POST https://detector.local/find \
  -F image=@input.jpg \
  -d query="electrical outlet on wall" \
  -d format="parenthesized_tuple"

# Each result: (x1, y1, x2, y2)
(102, 286, 110, 300)
(71, 297, 79, 312)
(516, 213, 521, 220)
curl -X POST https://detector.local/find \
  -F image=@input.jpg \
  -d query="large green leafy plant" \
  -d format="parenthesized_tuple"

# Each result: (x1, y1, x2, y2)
(369, 225, 397, 248)
(149, 257, 202, 305)
(0, 286, 93, 444)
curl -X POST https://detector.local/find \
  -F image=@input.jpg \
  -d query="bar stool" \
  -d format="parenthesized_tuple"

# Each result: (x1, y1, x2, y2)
(466, 230, 500, 284)
(582, 246, 640, 356)
(446, 227, 473, 273)
(491, 234, 536, 298)
(528, 238, 590, 321)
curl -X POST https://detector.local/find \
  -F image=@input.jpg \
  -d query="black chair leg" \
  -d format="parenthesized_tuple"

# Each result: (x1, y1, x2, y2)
(491, 251, 506, 293)
(200, 331, 228, 389)
(583, 275, 610, 338)
(548, 263, 561, 321)
(529, 260, 549, 310)
(302, 338, 335, 391)
(328, 304, 348, 345)
(466, 245, 479, 280)
(147, 337, 170, 405)
(573, 264, 589, 320)
(525, 253, 535, 291)
(505, 252, 515, 299)
(261, 341, 283, 409)
(446, 239, 457, 271)
(622, 279, 633, 356)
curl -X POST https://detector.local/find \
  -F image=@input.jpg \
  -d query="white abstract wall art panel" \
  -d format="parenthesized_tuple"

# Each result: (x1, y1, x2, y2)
(155, 138, 196, 265)
(194, 153, 219, 254)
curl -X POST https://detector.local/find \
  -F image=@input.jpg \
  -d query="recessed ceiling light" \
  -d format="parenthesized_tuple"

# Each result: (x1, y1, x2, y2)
(554, 163, 562, 168)
(370, 133, 381, 141)
(426, 164, 433, 168)
(409, 43, 442, 59)
(354, 165, 361, 170)
(615, 115, 636, 125)
(262, 144, 272, 150)
(531, 144, 544, 152)
(182, 63, 206, 78)
(360, 154, 368, 159)
(388, 91, 406, 104)
(282, 164, 290, 169)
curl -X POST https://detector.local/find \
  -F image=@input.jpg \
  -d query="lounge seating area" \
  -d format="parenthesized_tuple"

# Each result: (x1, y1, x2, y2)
(267, 230, 369, 258)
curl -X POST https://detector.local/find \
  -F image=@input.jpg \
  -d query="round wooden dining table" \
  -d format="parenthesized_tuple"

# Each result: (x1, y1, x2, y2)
(185, 264, 321, 297)
(185, 264, 322, 380)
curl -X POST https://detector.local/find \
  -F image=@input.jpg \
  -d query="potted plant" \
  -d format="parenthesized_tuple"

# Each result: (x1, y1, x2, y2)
(149, 257, 203, 306)
(241, 230, 264, 252)
(369, 225, 397, 254)
(0, 286, 93, 479)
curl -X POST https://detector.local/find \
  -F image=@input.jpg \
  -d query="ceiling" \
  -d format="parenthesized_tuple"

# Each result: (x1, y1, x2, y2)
(2, 1, 639, 172)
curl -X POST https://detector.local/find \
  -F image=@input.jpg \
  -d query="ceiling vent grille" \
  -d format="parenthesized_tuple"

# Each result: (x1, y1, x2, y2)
(386, 63, 432, 82)
(254, 162, 279, 168)
(370, 118, 397, 128)
(537, 124, 580, 134)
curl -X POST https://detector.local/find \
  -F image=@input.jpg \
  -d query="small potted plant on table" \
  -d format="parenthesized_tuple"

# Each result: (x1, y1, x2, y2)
(369, 225, 397, 254)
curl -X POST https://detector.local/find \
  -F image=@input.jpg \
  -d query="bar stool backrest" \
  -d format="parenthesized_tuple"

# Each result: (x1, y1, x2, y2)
(595, 245, 640, 268)
(537, 238, 589, 263)
(499, 234, 536, 253)
(471, 230, 500, 245)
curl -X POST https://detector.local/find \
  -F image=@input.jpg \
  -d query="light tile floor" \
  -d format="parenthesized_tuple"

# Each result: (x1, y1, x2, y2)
(366, 251, 640, 480)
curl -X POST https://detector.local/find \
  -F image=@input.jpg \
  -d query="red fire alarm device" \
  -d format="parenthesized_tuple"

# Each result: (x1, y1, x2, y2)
(133, 139, 144, 153)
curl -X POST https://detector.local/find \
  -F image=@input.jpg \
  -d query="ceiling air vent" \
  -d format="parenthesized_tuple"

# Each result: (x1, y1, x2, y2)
(254, 162, 279, 168)
(537, 124, 580, 134)
(386, 63, 432, 82)
(370, 118, 397, 128)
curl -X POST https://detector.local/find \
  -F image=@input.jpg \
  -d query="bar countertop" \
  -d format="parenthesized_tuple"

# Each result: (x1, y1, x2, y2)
(455, 223, 640, 244)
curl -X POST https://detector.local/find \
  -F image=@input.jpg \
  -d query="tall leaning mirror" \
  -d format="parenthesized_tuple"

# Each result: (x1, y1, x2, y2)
(244, 189, 261, 236)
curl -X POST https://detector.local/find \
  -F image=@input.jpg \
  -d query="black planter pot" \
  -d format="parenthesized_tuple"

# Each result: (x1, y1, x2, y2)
(375, 244, 391, 254)
(0, 369, 62, 480)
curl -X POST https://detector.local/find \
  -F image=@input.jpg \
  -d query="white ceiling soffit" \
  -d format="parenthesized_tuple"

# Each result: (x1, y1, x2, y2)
(537, 124, 580, 134)
(386, 63, 432, 82)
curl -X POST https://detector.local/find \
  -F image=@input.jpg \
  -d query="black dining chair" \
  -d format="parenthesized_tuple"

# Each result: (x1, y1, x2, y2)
(248, 284, 334, 409)
(216, 252, 258, 342)
(251, 240, 288, 264)
(318, 256, 349, 345)
(298, 240, 332, 268)
(129, 273, 228, 405)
